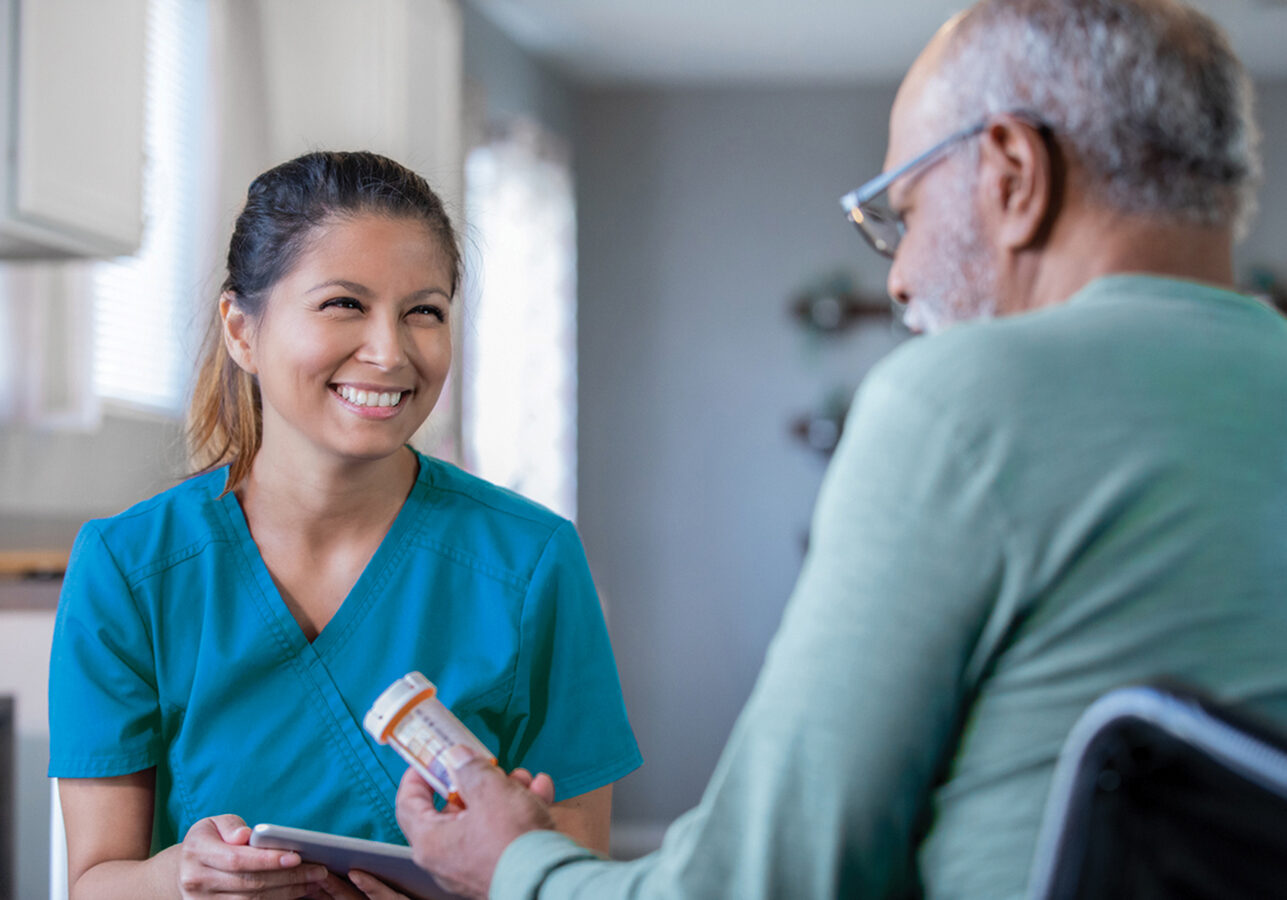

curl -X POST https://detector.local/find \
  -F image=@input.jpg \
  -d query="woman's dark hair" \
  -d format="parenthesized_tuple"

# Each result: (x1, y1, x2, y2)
(187, 150, 461, 491)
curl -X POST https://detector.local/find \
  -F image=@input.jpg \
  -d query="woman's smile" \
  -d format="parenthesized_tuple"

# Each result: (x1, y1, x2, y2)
(331, 383, 411, 417)
(236, 213, 454, 464)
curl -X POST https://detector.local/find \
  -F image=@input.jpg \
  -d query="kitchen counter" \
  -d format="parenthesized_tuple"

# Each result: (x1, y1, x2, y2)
(0, 514, 81, 606)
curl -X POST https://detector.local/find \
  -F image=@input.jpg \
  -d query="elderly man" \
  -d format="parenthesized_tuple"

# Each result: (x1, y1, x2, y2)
(394, 1, 1287, 897)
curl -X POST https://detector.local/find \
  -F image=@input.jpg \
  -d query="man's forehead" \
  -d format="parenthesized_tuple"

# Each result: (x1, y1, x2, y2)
(884, 89, 928, 174)
(884, 14, 966, 172)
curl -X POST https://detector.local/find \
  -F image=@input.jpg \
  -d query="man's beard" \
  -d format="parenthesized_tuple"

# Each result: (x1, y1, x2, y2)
(903, 175, 1000, 335)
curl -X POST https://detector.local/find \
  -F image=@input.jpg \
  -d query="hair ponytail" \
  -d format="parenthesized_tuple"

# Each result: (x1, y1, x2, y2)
(186, 305, 262, 493)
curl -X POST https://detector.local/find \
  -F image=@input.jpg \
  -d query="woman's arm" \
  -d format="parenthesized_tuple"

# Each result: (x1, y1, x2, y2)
(549, 785, 613, 855)
(505, 521, 639, 859)
(60, 771, 328, 899)
(61, 771, 180, 899)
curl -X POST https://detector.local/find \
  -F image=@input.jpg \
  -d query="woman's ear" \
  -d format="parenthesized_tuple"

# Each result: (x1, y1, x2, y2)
(977, 115, 1056, 251)
(220, 291, 257, 374)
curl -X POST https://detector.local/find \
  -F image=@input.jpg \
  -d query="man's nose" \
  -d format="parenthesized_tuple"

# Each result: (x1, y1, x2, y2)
(885, 255, 926, 333)
(886, 254, 911, 310)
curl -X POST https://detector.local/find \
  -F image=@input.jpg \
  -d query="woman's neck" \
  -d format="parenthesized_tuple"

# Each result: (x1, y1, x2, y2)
(236, 443, 418, 544)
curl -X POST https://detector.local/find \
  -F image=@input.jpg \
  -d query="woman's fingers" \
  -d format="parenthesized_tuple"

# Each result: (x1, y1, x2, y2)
(178, 860, 330, 899)
(209, 813, 253, 845)
(178, 815, 328, 898)
(348, 869, 411, 899)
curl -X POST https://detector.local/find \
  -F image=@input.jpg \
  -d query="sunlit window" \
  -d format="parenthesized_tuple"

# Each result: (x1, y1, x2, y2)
(463, 121, 578, 520)
(92, 0, 208, 415)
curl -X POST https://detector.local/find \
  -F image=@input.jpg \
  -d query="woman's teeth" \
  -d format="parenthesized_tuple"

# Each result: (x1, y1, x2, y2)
(337, 386, 403, 408)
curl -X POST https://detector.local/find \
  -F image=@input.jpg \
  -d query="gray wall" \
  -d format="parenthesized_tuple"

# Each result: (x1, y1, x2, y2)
(1238, 81, 1287, 276)
(575, 85, 907, 826)
(462, 3, 575, 138)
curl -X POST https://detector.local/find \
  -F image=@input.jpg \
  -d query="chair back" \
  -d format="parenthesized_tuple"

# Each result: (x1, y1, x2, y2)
(49, 779, 67, 900)
(1026, 684, 1287, 899)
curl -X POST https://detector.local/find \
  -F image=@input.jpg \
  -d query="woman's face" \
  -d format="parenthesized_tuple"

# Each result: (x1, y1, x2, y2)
(226, 213, 454, 468)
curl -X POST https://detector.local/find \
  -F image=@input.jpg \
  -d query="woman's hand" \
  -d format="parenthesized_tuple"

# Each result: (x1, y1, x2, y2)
(177, 815, 330, 899)
(324, 869, 411, 899)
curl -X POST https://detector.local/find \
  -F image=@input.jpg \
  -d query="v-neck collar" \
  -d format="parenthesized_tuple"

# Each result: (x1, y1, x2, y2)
(215, 453, 431, 661)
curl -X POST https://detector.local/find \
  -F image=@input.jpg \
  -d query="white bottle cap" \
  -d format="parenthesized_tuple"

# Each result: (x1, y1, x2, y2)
(363, 671, 437, 743)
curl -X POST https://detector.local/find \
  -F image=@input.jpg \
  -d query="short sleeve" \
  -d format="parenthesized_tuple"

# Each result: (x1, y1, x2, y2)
(501, 522, 642, 800)
(48, 523, 162, 777)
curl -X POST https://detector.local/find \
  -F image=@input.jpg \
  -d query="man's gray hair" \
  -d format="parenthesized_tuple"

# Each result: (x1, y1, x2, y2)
(931, 0, 1261, 235)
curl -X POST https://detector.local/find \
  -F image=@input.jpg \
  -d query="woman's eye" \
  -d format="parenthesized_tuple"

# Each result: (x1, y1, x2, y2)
(410, 304, 446, 322)
(320, 297, 364, 311)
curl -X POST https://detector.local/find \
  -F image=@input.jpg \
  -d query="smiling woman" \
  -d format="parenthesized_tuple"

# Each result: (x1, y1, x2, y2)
(219, 214, 455, 471)
(47, 151, 640, 900)
(188, 152, 462, 494)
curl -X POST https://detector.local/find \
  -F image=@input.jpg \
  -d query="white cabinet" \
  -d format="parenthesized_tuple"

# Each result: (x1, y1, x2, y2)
(0, 0, 146, 259)
(253, 0, 463, 208)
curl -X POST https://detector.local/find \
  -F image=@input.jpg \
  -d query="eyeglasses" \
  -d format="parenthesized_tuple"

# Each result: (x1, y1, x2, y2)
(840, 112, 1051, 260)
(839, 120, 988, 259)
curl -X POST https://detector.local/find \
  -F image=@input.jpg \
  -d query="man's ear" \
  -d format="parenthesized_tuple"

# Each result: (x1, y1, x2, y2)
(977, 116, 1056, 251)
(220, 291, 257, 374)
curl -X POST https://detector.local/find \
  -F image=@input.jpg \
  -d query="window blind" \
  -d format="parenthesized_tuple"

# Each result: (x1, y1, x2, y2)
(92, 0, 207, 415)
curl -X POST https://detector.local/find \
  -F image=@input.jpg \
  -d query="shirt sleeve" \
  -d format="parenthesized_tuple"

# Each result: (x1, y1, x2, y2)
(501, 521, 643, 801)
(48, 522, 163, 777)
(491, 370, 1010, 899)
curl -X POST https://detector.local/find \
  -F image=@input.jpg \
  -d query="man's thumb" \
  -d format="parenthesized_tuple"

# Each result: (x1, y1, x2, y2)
(443, 745, 501, 794)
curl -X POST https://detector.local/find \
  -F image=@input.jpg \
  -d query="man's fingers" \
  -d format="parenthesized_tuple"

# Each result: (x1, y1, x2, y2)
(503, 767, 556, 803)
(528, 772, 556, 804)
(396, 765, 462, 847)
(452, 756, 505, 793)
(452, 756, 556, 806)
(396, 766, 440, 817)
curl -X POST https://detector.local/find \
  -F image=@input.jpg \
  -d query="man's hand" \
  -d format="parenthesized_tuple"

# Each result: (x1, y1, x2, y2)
(395, 748, 557, 900)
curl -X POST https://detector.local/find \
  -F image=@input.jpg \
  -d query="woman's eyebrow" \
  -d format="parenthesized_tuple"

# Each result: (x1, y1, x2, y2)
(308, 278, 453, 302)
(308, 278, 372, 296)
(407, 287, 453, 302)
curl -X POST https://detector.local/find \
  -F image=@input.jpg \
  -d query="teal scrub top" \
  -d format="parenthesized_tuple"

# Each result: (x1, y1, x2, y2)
(48, 452, 641, 851)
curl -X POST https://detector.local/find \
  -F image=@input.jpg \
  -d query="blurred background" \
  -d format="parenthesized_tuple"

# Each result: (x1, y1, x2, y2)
(1, 1, 1285, 896)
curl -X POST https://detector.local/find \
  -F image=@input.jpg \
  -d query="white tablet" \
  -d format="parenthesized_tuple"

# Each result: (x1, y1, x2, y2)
(249, 823, 462, 900)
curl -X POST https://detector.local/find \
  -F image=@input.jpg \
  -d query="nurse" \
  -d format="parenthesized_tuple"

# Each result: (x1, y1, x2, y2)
(48, 151, 641, 899)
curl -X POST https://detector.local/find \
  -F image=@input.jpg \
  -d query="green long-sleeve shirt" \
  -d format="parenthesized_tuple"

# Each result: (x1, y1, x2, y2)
(493, 275, 1287, 899)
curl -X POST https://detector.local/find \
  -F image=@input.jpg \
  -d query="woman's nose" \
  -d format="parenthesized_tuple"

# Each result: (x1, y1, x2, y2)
(357, 314, 408, 370)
